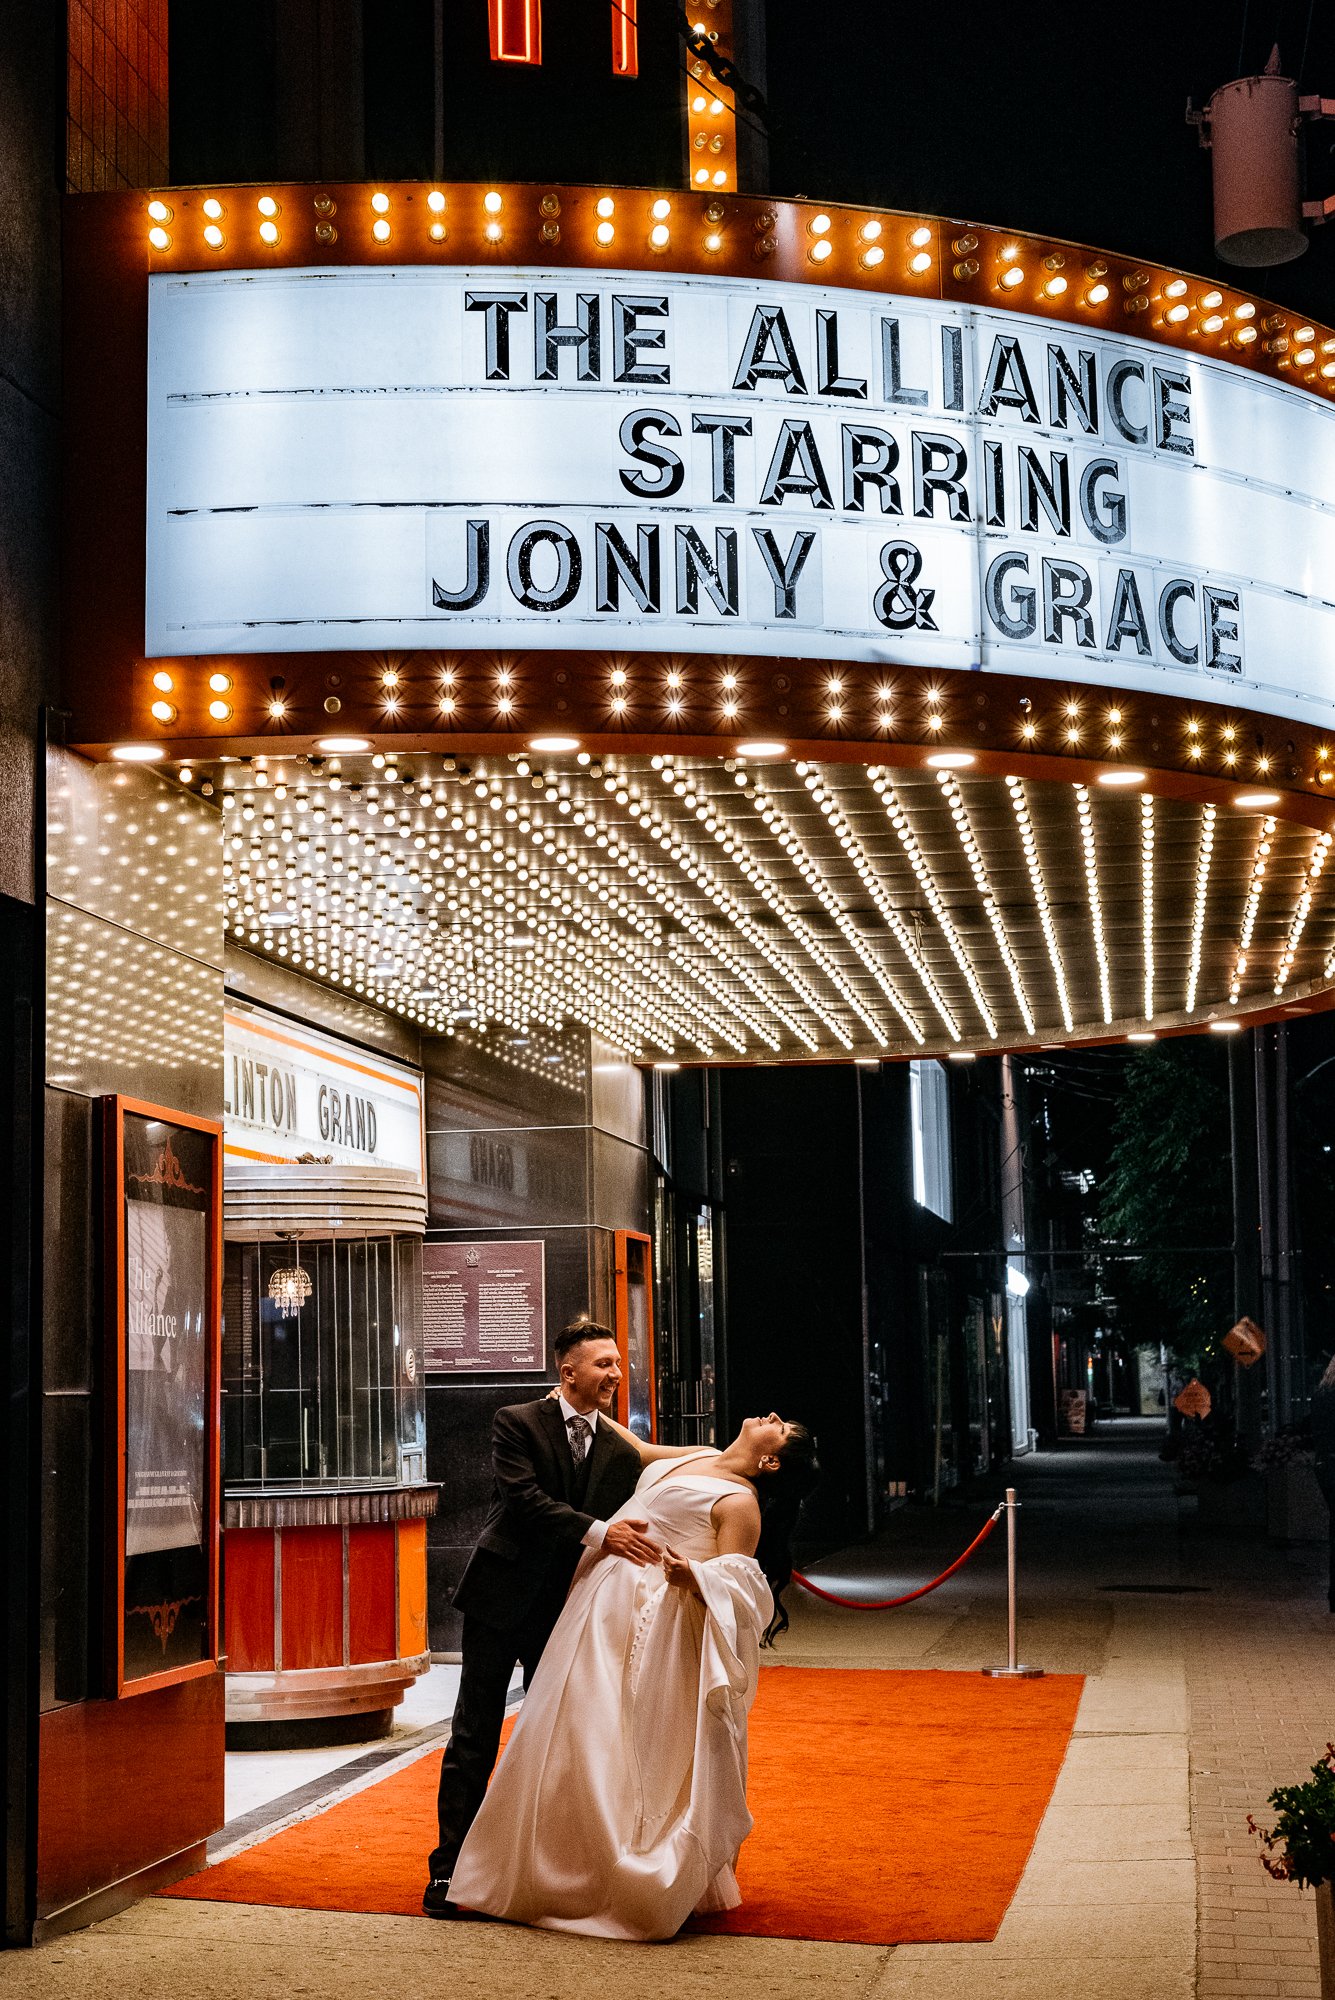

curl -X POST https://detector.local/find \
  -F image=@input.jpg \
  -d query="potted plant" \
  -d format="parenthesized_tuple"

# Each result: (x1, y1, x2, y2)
(1257, 1421, 1327, 1546)
(1249, 1745, 1335, 1993)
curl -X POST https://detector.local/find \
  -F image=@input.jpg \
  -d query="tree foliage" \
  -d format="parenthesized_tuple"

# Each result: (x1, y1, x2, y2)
(1098, 1044, 1233, 1371)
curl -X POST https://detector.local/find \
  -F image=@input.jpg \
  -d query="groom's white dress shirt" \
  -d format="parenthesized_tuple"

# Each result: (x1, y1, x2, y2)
(557, 1393, 608, 1550)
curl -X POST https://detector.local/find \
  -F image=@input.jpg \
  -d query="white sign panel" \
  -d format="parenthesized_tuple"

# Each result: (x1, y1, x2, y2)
(147, 266, 1335, 725)
(223, 1004, 425, 1183)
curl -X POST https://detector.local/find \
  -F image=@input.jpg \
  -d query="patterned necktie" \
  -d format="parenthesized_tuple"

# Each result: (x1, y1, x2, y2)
(567, 1415, 592, 1465)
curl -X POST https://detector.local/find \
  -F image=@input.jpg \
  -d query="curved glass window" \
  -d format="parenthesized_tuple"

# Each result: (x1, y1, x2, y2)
(223, 1236, 425, 1487)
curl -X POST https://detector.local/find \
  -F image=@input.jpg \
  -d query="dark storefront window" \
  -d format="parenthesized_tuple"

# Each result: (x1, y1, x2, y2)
(223, 1237, 424, 1486)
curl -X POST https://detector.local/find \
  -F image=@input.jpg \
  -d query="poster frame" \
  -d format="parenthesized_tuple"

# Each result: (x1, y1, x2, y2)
(103, 1093, 223, 1699)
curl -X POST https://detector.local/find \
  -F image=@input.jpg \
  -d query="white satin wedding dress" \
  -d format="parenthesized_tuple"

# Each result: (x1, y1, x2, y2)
(447, 1452, 774, 1941)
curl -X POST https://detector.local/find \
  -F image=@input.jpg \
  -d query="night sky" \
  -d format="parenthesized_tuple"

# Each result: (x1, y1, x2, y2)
(762, 0, 1335, 321)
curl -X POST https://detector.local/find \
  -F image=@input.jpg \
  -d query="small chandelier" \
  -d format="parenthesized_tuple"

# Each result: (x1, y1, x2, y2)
(268, 1241, 312, 1315)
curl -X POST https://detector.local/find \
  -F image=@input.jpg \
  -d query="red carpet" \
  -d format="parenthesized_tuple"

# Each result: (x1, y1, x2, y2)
(164, 1668, 1083, 1945)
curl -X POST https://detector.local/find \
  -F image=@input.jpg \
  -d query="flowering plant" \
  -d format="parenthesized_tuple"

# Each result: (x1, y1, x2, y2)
(1249, 1746, 1335, 1888)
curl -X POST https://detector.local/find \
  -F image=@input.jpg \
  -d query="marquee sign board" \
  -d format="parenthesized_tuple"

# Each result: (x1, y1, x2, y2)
(222, 1004, 425, 1182)
(146, 266, 1335, 725)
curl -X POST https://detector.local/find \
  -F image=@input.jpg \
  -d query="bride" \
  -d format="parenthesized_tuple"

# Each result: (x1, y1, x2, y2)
(446, 1411, 818, 1941)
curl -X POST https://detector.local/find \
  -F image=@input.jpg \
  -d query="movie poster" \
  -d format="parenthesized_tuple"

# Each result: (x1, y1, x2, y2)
(120, 1111, 214, 1684)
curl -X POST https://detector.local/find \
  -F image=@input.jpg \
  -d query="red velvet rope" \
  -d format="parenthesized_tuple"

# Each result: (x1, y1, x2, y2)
(791, 1505, 1005, 1610)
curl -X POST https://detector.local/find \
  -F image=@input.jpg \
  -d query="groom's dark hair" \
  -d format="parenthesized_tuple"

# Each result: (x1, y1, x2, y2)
(554, 1315, 616, 1363)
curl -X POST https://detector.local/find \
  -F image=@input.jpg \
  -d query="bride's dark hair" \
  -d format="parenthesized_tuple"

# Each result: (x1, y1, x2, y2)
(753, 1424, 819, 1647)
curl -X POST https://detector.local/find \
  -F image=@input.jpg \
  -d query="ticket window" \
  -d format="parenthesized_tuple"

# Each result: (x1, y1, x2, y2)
(614, 1230, 657, 1441)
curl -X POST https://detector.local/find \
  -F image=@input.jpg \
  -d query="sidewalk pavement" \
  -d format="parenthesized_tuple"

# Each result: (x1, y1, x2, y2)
(2, 1419, 1328, 1998)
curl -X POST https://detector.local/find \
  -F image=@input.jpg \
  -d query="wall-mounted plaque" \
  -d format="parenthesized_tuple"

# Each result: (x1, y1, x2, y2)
(106, 1097, 222, 1696)
(423, 1240, 546, 1374)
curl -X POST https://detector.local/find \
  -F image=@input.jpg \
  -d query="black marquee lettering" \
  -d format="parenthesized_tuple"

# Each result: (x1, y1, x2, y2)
(751, 527, 817, 619)
(612, 295, 669, 384)
(732, 305, 807, 393)
(464, 292, 528, 380)
(1078, 459, 1127, 545)
(841, 427, 901, 514)
(1041, 558, 1096, 648)
(595, 522, 661, 613)
(432, 519, 491, 610)
(1158, 579, 1199, 664)
(1154, 368, 1195, 456)
(977, 336, 1041, 424)
(1107, 359, 1148, 445)
(880, 318, 928, 406)
(1204, 586, 1242, 672)
(675, 527, 739, 616)
(534, 291, 600, 382)
(983, 440, 1006, 527)
(1017, 448, 1070, 536)
(911, 433, 970, 521)
(691, 414, 752, 503)
(985, 553, 1037, 640)
(618, 410, 684, 498)
(1105, 570, 1152, 655)
(759, 420, 834, 509)
(1047, 345, 1099, 434)
(941, 325, 965, 412)
(816, 312, 867, 398)
(507, 521, 583, 611)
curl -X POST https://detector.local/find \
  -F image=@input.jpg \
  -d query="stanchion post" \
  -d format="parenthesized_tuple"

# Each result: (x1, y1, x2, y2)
(982, 1488, 1044, 1679)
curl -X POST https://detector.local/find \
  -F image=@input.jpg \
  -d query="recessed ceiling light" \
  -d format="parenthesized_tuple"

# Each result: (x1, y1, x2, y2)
(925, 751, 975, 770)
(1097, 769, 1147, 787)
(1234, 791, 1280, 808)
(316, 735, 372, 753)
(947, 1050, 976, 1061)
(1209, 1019, 1243, 1033)
(530, 735, 581, 753)
(736, 740, 787, 758)
(1127, 1031, 1156, 1042)
(110, 744, 163, 762)
(652, 1060, 681, 1071)
(854, 1057, 879, 1067)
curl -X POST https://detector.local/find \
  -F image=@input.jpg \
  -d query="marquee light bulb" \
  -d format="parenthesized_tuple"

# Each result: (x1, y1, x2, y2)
(208, 673, 232, 693)
(151, 670, 174, 692)
(150, 700, 176, 722)
(373, 219, 391, 241)
(257, 195, 279, 217)
(371, 191, 390, 213)
(910, 251, 932, 273)
(1200, 289, 1223, 309)
(148, 226, 170, 251)
(810, 240, 832, 263)
(483, 190, 503, 213)
(427, 189, 446, 212)
(1164, 278, 1187, 298)
(809, 213, 831, 235)
(651, 198, 671, 219)
(1202, 313, 1224, 333)
(860, 220, 882, 241)
(259, 220, 279, 244)
(1084, 282, 1109, 305)
(1166, 303, 1189, 323)
(1234, 326, 1257, 346)
(204, 223, 225, 248)
(861, 246, 884, 269)
(147, 199, 172, 223)
(208, 699, 232, 721)
(649, 224, 670, 248)
(596, 196, 616, 217)
(429, 222, 447, 242)
(1043, 275, 1067, 297)
(1234, 301, 1256, 320)
(596, 221, 615, 245)
(1000, 265, 1025, 289)
(704, 231, 722, 251)
(712, 170, 727, 186)
(485, 221, 502, 240)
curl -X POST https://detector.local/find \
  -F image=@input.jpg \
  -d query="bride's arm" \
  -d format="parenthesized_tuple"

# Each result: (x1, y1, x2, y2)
(600, 1410, 717, 1465)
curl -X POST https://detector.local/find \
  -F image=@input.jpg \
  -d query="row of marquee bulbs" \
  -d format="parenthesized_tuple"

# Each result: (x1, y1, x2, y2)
(215, 745, 1326, 1062)
(140, 191, 1335, 381)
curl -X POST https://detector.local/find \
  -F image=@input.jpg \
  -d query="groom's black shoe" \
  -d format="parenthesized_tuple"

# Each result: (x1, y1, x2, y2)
(422, 1876, 461, 1919)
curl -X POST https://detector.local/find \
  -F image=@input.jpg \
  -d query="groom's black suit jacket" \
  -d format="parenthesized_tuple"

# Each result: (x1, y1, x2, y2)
(452, 1398, 642, 1635)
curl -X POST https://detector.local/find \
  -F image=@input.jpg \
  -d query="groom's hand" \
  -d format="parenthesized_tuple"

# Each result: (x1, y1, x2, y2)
(602, 1519, 662, 1566)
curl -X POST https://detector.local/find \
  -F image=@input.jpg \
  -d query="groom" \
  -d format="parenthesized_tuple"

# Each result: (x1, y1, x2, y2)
(424, 1315, 657, 1917)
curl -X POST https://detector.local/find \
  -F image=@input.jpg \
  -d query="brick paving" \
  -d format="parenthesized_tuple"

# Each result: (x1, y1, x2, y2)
(1180, 1541, 1331, 2000)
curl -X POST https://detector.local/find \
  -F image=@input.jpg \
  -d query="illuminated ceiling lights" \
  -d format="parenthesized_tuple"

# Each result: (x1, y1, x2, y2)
(201, 752, 1335, 1063)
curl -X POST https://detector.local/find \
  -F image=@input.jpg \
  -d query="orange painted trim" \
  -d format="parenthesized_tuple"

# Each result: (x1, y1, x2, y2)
(223, 1011, 421, 1095)
(614, 1228, 657, 1441)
